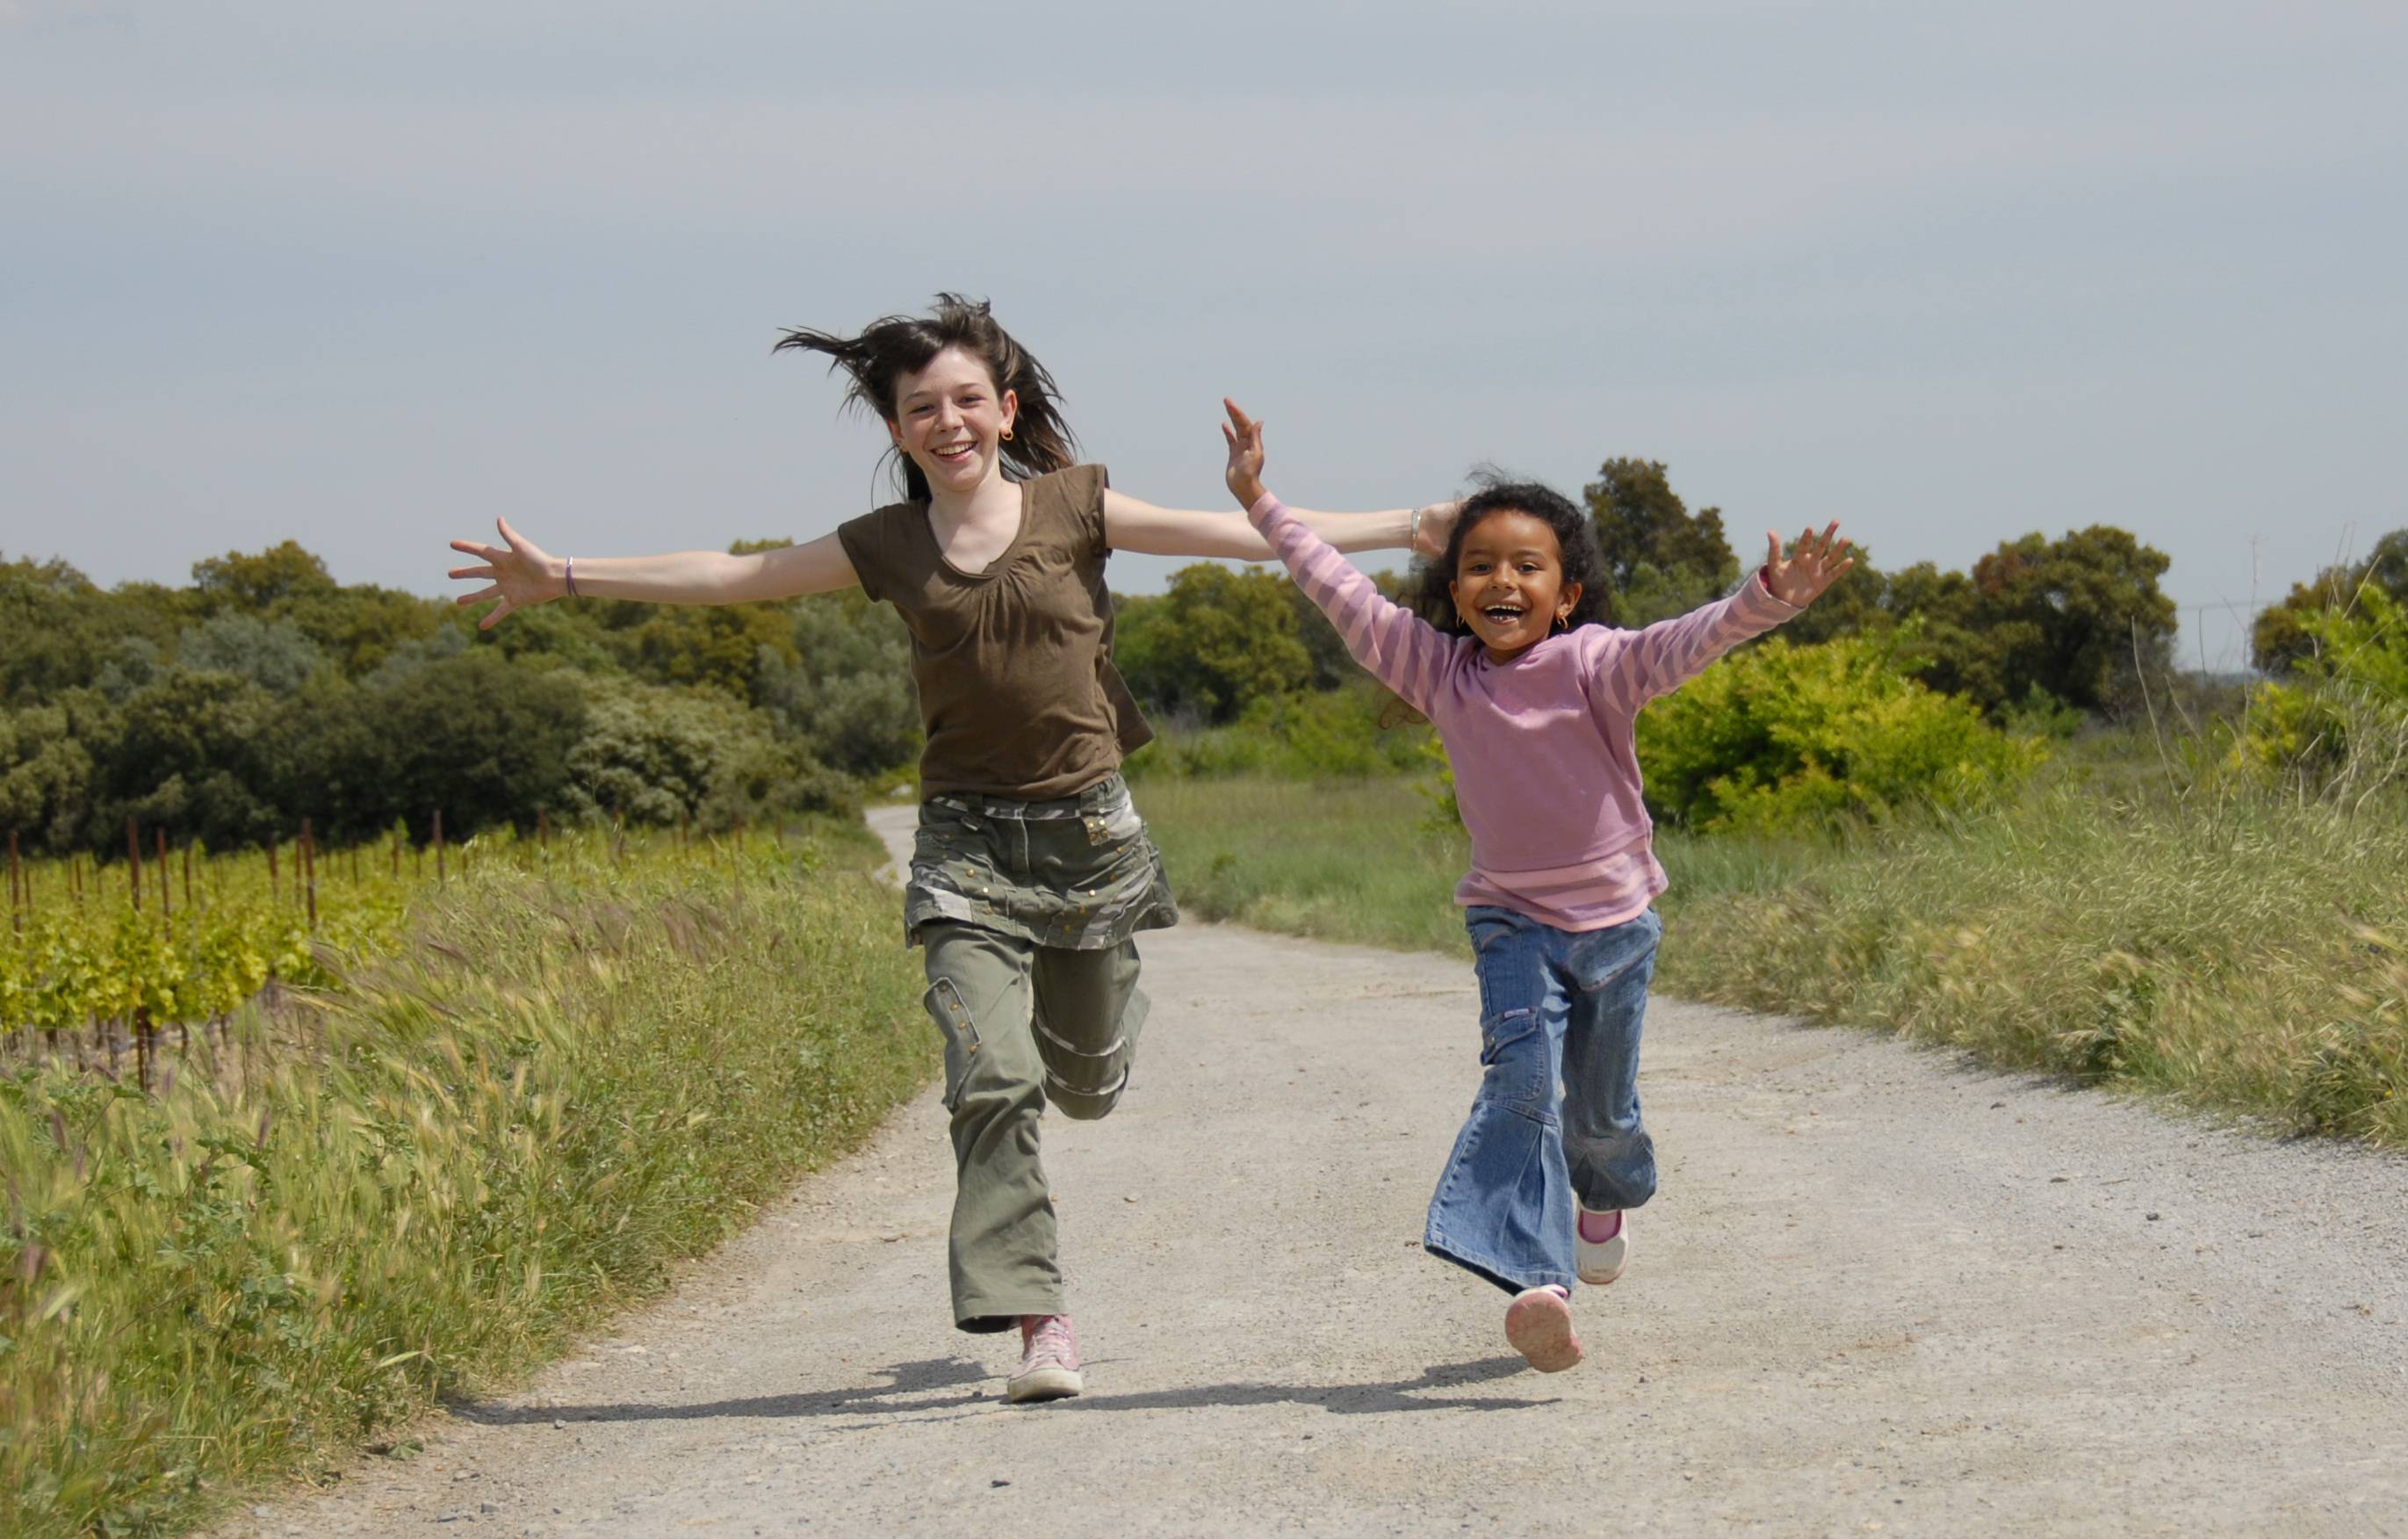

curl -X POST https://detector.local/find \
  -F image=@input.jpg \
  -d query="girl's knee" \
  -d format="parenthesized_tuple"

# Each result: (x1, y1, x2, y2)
(1044, 1064, 1128, 1121)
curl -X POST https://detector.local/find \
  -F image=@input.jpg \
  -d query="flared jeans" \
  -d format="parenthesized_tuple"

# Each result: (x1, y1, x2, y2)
(1424, 904, 1662, 1294)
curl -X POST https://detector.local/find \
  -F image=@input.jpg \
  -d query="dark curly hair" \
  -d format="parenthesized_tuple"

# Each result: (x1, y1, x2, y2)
(773, 293, 1078, 504)
(1410, 472, 1615, 637)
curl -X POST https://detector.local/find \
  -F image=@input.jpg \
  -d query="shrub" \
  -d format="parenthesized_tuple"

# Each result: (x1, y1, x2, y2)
(2241, 587, 2408, 794)
(1635, 633, 2046, 835)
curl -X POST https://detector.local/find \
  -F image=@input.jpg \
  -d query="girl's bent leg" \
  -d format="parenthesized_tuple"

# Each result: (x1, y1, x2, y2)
(921, 922, 1065, 1333)
(1029, 939, 1147, 1121)
(1423, 908, 1578, 1295)
(1559, 909, 1662, 1213)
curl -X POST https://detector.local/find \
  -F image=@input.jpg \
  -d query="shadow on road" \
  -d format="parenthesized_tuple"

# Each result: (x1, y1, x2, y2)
(1067, 1355, 1559, 1414)
(447, 1354, 1555, 1427)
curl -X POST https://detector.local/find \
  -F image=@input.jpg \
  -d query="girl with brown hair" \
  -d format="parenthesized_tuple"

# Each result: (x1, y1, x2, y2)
(448, 295, 1453, 1402)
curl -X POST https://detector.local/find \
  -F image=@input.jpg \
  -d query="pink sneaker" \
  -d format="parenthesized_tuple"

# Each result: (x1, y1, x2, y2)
(1006, 1314, 1083, 1403)
(1504, 1286, 1583, 1373)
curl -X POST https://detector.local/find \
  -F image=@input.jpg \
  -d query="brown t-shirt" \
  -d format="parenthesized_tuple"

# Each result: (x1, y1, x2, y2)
(837, 464, 1152, 799)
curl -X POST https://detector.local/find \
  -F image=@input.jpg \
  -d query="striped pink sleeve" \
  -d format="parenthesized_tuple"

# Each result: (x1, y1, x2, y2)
(1593, 573, 1802, 715)
(1246, 493, 1453, 714)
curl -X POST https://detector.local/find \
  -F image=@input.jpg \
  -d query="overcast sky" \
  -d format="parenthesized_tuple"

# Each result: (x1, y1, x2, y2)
(4, 1, 2401, 670)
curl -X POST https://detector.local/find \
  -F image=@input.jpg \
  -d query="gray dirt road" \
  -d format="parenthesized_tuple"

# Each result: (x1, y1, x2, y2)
(230, 806, 2408, 1536)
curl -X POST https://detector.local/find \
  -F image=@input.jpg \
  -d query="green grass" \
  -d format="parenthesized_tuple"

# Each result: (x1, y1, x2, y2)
(0, 824, 932, 1538)
(1136, 766, 2408, 1150)
(1136, 777, 1473, 955)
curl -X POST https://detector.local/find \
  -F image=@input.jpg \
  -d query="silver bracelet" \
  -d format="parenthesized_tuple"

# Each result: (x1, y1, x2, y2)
(564, 556, 578, 598)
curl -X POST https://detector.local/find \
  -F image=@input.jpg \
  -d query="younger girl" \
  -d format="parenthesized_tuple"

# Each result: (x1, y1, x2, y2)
(445, 297, 1454, 1404)
(1220, 401, 1849, 1372)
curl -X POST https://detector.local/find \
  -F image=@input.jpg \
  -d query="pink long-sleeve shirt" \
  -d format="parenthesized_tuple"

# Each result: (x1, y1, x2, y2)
(1248, 493, 1800, 931)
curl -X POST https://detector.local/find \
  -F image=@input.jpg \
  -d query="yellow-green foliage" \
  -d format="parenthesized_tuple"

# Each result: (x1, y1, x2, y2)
(1635, 633, 2046, 833)
(2241, 586, 2408, 783)
(0, 831, 929, 1539)
(3, 842, 403, 1044)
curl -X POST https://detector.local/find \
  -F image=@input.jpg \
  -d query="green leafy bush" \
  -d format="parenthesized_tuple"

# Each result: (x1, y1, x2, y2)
(1635, 633, 2046, 834)
(1128, 682, 1427, 782)
(2242, 586, 2408, 789)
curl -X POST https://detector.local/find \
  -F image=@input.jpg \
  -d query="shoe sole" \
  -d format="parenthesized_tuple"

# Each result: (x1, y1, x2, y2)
(1504, 1289, 1584, 1373)
(1005, 1366, 1084, 1404)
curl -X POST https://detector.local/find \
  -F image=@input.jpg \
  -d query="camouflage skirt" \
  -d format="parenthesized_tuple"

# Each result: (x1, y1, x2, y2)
(904, 771, 1179, 950)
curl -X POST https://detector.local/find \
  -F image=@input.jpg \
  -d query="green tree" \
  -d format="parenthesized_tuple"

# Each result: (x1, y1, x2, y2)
(177, 613, 327, 696)
(366, 652, 588, 840)
(1582, 459, 1740, 625)
(1114, 565, 1315, 724)
(190, 540, 339, 612)
(0, 697, 99, 850)
(753, 591, 921, 777)
(84, 668, 284, 850)
(563, 676, 817, 828)
(1959, 526, 2175, 715)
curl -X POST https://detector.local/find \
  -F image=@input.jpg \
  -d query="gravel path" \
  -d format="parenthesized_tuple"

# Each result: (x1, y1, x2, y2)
(227, 806, 2408, 1537)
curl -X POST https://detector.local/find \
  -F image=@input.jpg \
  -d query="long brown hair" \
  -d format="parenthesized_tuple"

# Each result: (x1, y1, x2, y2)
(774, 293, 1078, 503)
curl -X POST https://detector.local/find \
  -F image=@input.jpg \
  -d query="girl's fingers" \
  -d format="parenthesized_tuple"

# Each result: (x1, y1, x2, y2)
(456, 584, 501, 606)
(450, 539, 501, 560)
(1765, 530, 1784, 568)
(1223, 398, 1254, 435)
(448, 564, 495, 582)
(478, 599, 514, 631)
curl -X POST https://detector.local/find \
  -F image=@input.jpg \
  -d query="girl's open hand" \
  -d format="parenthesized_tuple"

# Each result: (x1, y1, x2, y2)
(1763, 522, 1854, 608)
(448, 517, 563, 630)
(1221, 399, 1268, 508)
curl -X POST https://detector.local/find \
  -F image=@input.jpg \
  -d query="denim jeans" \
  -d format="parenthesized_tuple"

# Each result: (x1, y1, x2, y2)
(1424, 904, 1662, 1295)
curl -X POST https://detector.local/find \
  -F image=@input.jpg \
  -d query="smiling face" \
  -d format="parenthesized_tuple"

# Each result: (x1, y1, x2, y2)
(1448, 509, 1584, 661)
(886, 345, 1018, 498)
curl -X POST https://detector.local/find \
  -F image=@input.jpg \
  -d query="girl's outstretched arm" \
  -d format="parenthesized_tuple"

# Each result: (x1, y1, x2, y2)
(447, 521, 858, 630)
(1219, 401, 1455, 715)
(1609, 524, 1851, 707)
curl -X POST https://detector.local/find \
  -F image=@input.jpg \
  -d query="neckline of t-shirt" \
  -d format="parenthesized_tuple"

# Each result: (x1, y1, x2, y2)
(1471, 630, 1574, 670)
(925, 479, 1031, 583)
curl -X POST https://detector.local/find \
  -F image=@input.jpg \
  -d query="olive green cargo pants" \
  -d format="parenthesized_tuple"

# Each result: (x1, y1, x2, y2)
(905, 774, 1175, 1333)
(921, 921, 1147, 1332)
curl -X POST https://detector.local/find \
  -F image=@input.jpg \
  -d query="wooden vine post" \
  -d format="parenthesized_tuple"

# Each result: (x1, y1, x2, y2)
(299, 819, 317, 932)
(8, 828, 20, 935)
(126, 816, 141, 913)
(156, 827, 171, 938)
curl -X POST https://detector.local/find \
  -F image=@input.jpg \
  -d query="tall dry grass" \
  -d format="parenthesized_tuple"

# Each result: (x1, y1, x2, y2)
(0, 827, 929, 1538)
(1652, 772, 2408, 1145)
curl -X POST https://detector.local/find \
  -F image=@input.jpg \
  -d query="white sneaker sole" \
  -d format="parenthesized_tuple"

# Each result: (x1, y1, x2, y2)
(1504, 1288, 1584, 1373)
(1005, 1365, 1083, 1404)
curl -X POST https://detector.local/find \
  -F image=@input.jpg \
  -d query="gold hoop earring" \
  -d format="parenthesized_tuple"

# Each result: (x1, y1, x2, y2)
(1000, 427, 1014, 442)
(1554, 612, 1568, 632)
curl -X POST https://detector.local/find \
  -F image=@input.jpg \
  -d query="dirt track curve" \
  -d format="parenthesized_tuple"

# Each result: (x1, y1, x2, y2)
(224, 806, 2408, 1536)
